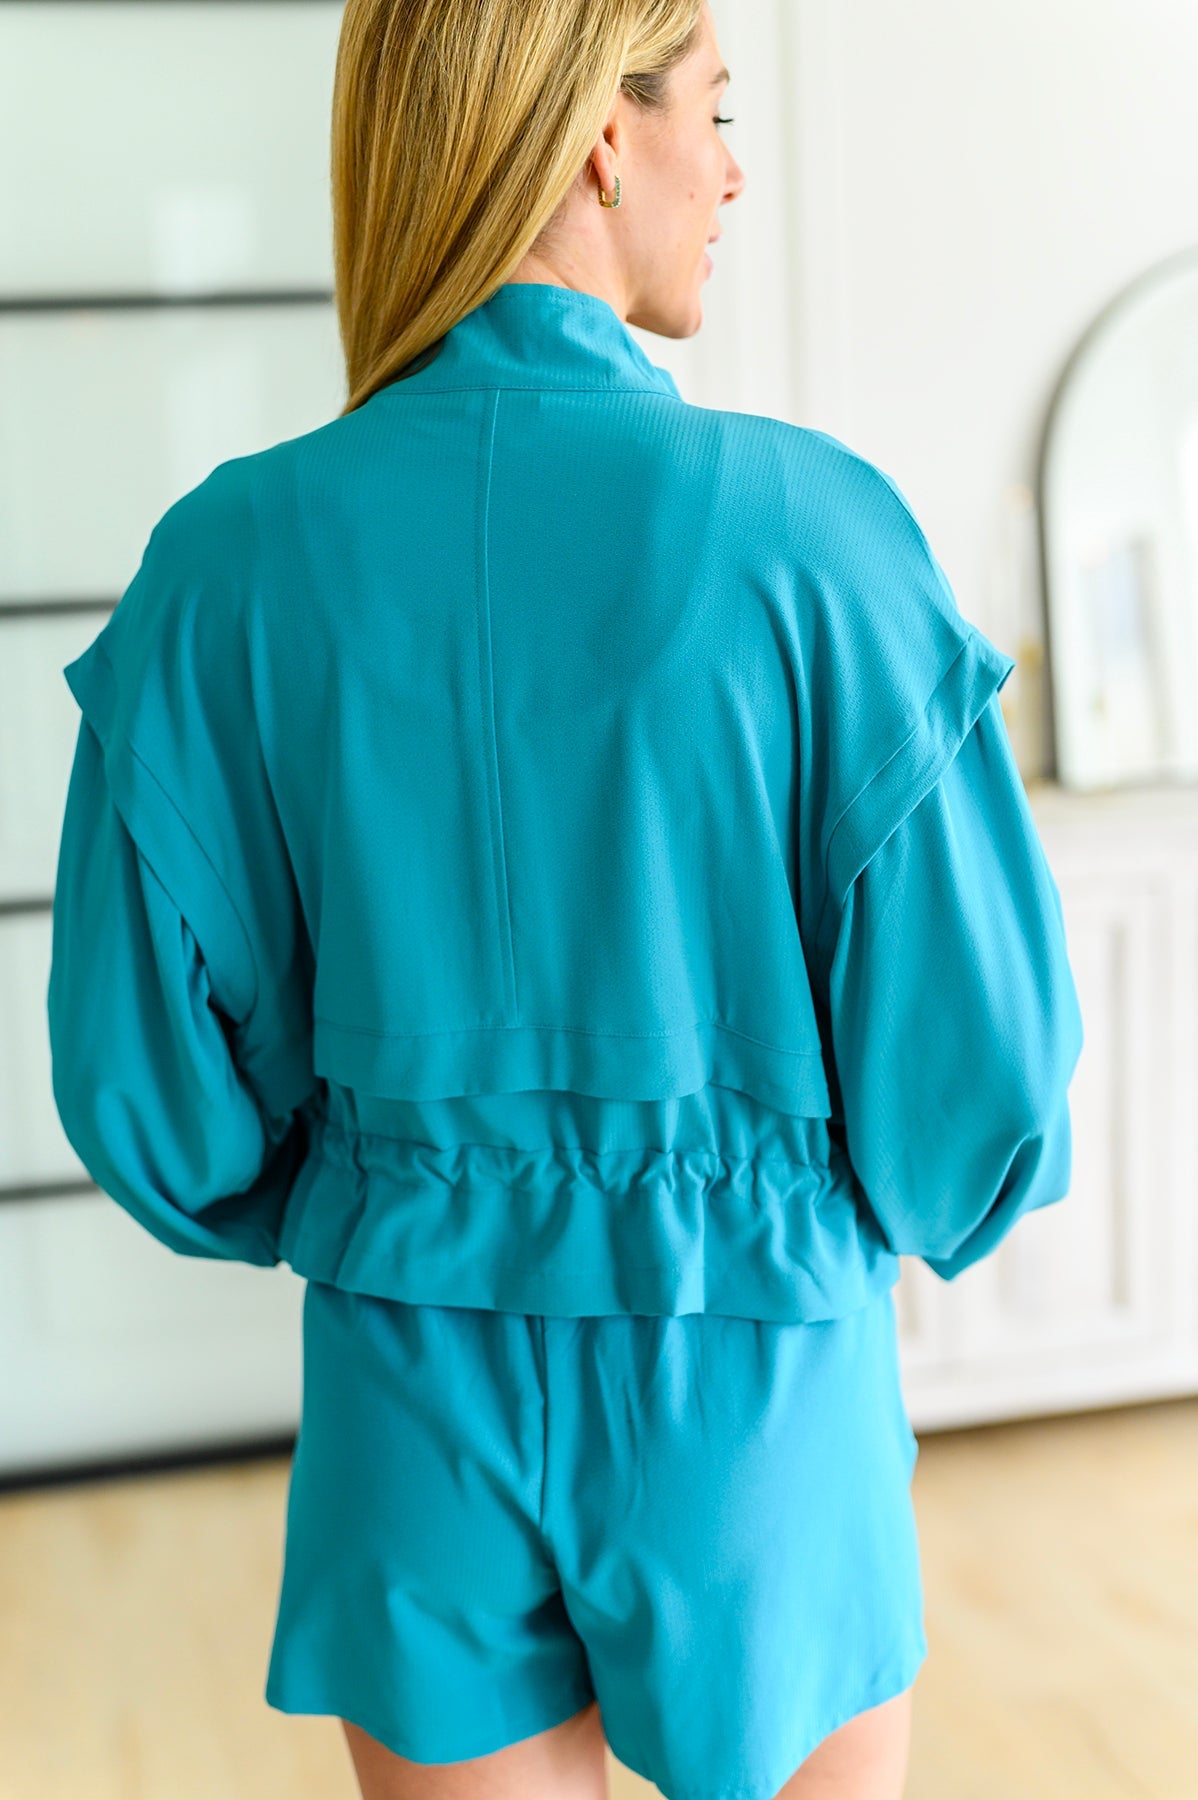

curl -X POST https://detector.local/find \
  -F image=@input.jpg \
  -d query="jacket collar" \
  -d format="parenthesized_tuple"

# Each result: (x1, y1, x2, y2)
(378, 281, 682, 399)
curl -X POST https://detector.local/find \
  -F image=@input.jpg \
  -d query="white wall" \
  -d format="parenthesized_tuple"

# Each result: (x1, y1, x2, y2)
(647, 0, 1198, 778)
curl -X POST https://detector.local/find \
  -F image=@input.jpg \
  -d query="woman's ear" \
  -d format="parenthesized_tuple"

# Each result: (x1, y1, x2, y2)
(589, 104, 625, 198)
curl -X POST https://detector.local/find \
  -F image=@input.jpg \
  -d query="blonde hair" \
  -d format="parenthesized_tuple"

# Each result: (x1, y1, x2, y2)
(330, 0, 706, 414)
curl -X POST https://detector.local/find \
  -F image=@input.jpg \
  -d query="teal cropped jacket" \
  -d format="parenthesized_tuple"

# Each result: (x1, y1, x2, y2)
(46, 281, 1084, 1322)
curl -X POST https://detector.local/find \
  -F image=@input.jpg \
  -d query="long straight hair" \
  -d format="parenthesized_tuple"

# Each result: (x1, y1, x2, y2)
(330, 0, 705, 414)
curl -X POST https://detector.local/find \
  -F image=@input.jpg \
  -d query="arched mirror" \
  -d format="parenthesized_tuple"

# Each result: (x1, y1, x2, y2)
(1040, 245, 1198, 791)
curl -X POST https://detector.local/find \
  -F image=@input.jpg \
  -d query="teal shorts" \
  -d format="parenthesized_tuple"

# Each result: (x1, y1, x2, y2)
(265, 1279, 925, 1800)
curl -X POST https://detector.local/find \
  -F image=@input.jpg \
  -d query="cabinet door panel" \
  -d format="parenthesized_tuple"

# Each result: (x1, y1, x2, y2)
(1, 303, 344, 605)
(0, 1194, 304, 1480)
(901, 801, 1198, 1428)
(0, 916, 79, 1192)
(948, 877, 1168, 1349)
(0, 0, 341, 298)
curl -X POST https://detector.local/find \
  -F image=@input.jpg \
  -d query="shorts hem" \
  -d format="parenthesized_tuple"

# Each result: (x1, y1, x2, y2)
(601, 1631, 928, 1800)
(264, 1673, 598, 1766)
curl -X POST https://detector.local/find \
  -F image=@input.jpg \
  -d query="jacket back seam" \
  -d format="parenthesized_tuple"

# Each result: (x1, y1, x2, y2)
(475, 387, 519, 1022)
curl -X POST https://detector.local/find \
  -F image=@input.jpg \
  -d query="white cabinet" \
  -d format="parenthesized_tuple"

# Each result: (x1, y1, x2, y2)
(898, 781, 1198, 1429)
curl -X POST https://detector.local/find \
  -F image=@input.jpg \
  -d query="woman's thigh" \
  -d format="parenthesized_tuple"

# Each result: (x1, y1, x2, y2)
(341, 1698, 608, 1800)
(340, 1684, 914, 1800)
(779, 1684, 914, 1798)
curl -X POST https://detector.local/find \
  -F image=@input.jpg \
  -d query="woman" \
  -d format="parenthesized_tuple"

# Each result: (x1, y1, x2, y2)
(47, 1, 1084, 1795)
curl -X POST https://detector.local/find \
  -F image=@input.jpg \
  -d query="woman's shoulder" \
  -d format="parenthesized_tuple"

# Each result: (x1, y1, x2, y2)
(661, 400, 946, 579)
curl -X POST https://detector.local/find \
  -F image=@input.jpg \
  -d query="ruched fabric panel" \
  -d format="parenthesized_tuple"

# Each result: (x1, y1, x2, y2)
(277, 1111, 900, 1323)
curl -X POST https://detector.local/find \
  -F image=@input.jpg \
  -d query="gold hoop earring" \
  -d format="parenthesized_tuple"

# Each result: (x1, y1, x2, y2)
(597, 174, 621, 208)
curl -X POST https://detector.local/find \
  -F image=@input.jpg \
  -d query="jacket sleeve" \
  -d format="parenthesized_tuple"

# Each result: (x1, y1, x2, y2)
(47, 711, 310, 1263)
(821, 688, 1084, 1280)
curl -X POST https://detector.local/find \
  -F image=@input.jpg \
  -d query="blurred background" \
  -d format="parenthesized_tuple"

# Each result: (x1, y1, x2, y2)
(2, 1, 1197, 1795)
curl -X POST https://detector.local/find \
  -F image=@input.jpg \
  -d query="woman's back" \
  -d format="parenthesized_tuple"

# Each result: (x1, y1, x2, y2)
(47, 279, 1081, 1323)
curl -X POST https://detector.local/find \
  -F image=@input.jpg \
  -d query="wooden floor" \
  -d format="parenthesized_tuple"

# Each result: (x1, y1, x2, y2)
(2, 1395, 1195, 1800)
